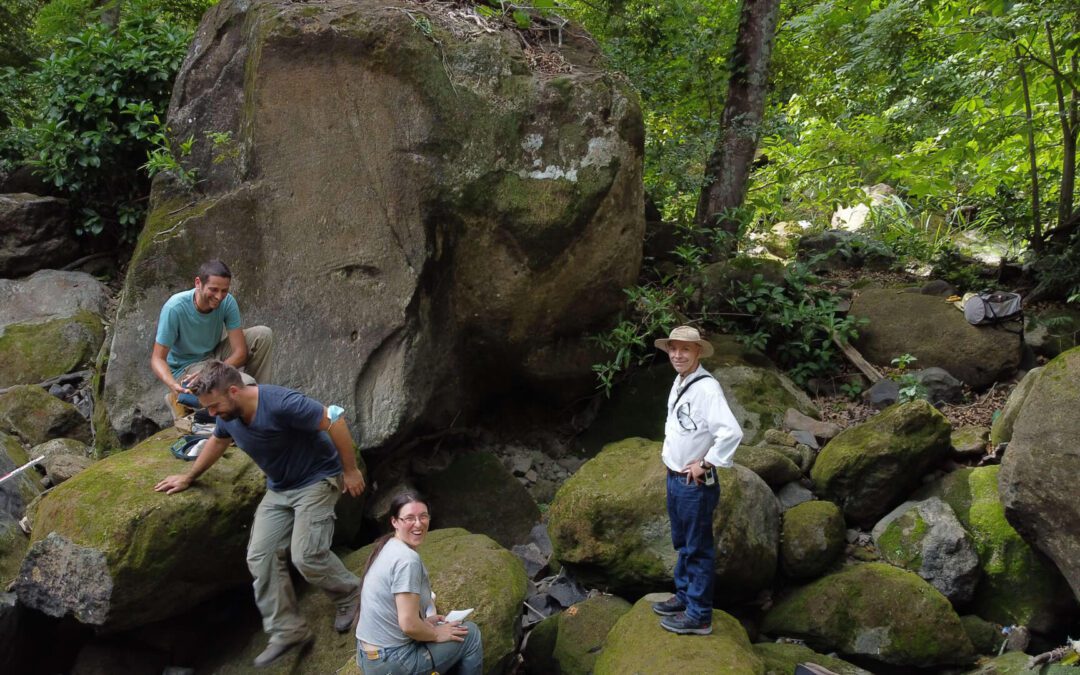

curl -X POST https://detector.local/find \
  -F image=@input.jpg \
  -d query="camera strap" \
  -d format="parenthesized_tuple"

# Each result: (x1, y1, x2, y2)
(670, 374, 713, 415)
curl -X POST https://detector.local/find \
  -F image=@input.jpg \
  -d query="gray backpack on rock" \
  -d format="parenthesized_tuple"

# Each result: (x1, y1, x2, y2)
(964, 291, 1022, 325)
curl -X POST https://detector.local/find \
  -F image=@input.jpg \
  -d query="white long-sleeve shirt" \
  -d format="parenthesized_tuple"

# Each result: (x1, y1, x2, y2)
(661, 364, 743, 472)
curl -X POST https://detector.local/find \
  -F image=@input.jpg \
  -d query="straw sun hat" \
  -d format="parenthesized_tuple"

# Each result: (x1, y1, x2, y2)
(654, 325, 714, 358)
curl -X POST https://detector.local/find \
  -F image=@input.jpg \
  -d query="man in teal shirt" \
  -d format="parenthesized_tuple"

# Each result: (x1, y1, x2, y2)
(151, 260, 273, 414)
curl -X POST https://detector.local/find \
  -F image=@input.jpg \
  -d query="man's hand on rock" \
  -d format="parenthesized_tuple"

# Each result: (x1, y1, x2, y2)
(342, 467, 366, 497)
(155, 474, 193, 494)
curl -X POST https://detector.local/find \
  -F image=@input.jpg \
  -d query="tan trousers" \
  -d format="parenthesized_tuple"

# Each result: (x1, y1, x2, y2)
(179, 325, 274, 384)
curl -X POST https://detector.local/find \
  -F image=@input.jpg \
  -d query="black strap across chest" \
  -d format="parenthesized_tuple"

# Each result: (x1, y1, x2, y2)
(670, 374, 713, 414)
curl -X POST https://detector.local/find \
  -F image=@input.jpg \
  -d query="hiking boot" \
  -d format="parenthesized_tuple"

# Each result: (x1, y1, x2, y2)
(165, 391, 195, 432)
(253, 631, 313, 668)
(334, 594, 361, 633)
(651, 596, 686, 616)
(660, 612, 712, 635)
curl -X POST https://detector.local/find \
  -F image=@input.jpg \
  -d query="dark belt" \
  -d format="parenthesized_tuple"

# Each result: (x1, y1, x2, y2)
(667, 467, 687, 478)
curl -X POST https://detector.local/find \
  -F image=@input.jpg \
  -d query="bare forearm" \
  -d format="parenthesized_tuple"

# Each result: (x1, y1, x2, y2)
(328, 420, 358, 472)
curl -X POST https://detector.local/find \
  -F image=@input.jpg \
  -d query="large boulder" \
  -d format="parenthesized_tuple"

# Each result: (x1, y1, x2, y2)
(762, 563, 974, 668)
(734, 444, 803, 488)
(415, 451, 539, 549)
(999, 346, 1080, 604)
(0, 311, 104, 386)
(203, 528, 526, 675)
(0, 270, 108, 330)
(15, 430, 265, 631)
(871, 497, 981, 604)
(850, 288, 1021, 389)
(811, 400, 952, 527)
(752, 642, 871, 675)
(522, 594, 631, 675)
(990, 367, 1041, 447)
(918, 466, 1073, 631)
(578, 341, 818, 452)
(796, 230, 895, 272)
(1, 431, 40, 521)
(103, 0, 645, 446)
(780, 500, 846, 579)
(0, 194, 78, 277)
(594, 593, 764, 674)
(0, 385, 91, 446)
(548, 438, 779, 595)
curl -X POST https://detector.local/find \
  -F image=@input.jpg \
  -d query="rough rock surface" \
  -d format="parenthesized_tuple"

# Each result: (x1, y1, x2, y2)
(871, 497, 981, 604)
(16, 430, 264, 630)
(734, 444, 803, 488)
(850, 288, 1021, 389)
(913, 366, 964, 405)
(0, 512, 28, 584)
(0, 270, 108, 330)
(1, 431, 40, 521)
(548, 438, 779, 594)
(522, 594, 631, 675)
(999, 346, 1080, 603)
(780, 500, 845, 579)
(918, 466, 1073, 631)
(0, 385, 91, 446)
(580, 344, 818, 452)
(595, 593, 764, 674)
(415, 451, 540, 549)
(103, 0, 645, 446)
(989, 367, 1040, 447)
(0, 310, 103, 386)
(811, 400, 952, 527)
(753, 642, 871, 675)
(952, 426, 989, 458)
(0, 194, 77, 277)
(762, 563, 974, 667)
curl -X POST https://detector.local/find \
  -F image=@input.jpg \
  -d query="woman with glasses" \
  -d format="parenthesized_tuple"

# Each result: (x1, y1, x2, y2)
(355, 492, 483, 675)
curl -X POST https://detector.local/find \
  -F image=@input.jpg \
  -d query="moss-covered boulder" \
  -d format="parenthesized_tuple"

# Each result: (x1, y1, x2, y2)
(201, 528, 525, 675)
(1, 431, 40, 521)
(523, 594, 631, 675)
(577, 341, 817, 453)
(0, 311, 104, 386)
(811, 400, 951, 527)
(594, 593, 764, 675)
(999, 346, 1080, 604)
(753, 641, 871, 675)
(0, 385, 91, 446)
(762, 563, 974, 667)
(871, 497, 981, 604)
(960, 614, 1003, 655)
(104, 0, 645, 446)
(735, 444, 803, 488)
(918, 466, 1072, 631)
(990, 367, 1041, 447)
(416, 451, 539, 549)
(14, 430, 264, 630)
(0, 512, 27, 585)
(953, 425, 990, 457)
(962, 651, 1035, 675)
(780, 500, 845, 579)
(850, 287, 1021, 389)
(548, 438, 780, 595)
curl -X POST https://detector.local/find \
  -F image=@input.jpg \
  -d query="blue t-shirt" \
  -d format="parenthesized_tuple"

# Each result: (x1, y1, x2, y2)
(213, 385, 343, 491)
(155, 289, 242, 377)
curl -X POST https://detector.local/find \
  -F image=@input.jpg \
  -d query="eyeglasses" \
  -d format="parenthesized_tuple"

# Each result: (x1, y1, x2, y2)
(676, 402, 697, 432)
(398, 514, 431, 525)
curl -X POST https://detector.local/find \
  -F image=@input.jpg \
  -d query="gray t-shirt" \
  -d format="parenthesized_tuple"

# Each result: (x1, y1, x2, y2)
(355, 537, 433, 647)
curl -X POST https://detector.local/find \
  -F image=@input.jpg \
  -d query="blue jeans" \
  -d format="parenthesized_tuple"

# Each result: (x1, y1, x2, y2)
(356, 621, 483, 675)
(666, 471, 720, 624)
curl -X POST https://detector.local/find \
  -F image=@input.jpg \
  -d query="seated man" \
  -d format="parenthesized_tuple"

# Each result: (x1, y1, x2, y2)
(151, 259, 272, 418)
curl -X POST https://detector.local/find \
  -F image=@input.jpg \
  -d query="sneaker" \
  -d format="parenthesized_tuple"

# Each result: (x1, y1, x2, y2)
(334, 594, 361, 633)
(660, 612, 712, 635)
(652, 596, 686, 616)
(253, 631, 313, 668)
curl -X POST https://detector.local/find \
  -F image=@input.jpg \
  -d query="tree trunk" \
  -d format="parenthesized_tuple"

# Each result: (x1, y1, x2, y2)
(1046, 23, 1077, 226)
(1016, 44, 1043, 252)
(694, 0, 782, 258)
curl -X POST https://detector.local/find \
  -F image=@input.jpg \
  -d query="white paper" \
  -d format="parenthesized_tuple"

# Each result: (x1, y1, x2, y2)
(444, 608, 474, 623)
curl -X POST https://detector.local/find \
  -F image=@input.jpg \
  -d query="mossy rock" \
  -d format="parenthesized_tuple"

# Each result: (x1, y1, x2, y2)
(780, 500, 845, 579)
(735, 444, 803, 488)
(0, 311, 104, 386)
(811, 400, 951, 527)
(990, 367, 1041, 447)
(960, 614, 1002, 656)
(962, 651, 1036, 675)
(522, 594, 631, 675)
(0, 384, 91, 446)
(715, 364, 819, 446)
(205, 528, 525, 675)
(762, 562, 974, 667)
(753, 641, 871, 675)
(549, 438, 779, 595)
(917, 465, 1072, 631)
(700, 257, 787, 303)
(594, 593, 764, 674)
(416, 451, 539, 549)
(1, 431, 40, 521)
(953, 425, 990, 457)
(0, 513, 28, 585)
(16, 429, 264, 630)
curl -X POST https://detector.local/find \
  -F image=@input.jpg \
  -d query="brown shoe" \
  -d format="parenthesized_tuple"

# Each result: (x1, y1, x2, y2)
(253, 631, 313, 668)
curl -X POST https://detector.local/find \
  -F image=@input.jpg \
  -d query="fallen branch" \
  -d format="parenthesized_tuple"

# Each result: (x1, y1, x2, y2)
(830, 332, 883, 383)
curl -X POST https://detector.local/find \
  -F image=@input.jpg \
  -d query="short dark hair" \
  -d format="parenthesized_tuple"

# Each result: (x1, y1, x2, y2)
(197, 260, 232, 284)
(189, 360, 244, 396)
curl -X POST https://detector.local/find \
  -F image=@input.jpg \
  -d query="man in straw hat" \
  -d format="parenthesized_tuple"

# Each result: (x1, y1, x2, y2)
(650, 325, 743, 635)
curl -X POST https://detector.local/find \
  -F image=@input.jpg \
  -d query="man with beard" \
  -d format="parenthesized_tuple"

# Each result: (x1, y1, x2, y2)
(155, 361, 366, 667)
(151, 259, 273, 419)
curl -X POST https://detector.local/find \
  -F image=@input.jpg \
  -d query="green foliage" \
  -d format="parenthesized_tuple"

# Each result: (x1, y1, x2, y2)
(140, 114, 197, 187)
(0, 0, 45, 68)
(590, 282, 682, 395)
(23, 3, 193, 240)
(890, 353, 928, 403)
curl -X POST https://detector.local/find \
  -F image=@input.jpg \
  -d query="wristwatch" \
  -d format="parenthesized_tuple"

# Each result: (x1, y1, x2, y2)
(699, 458, 711, 470)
